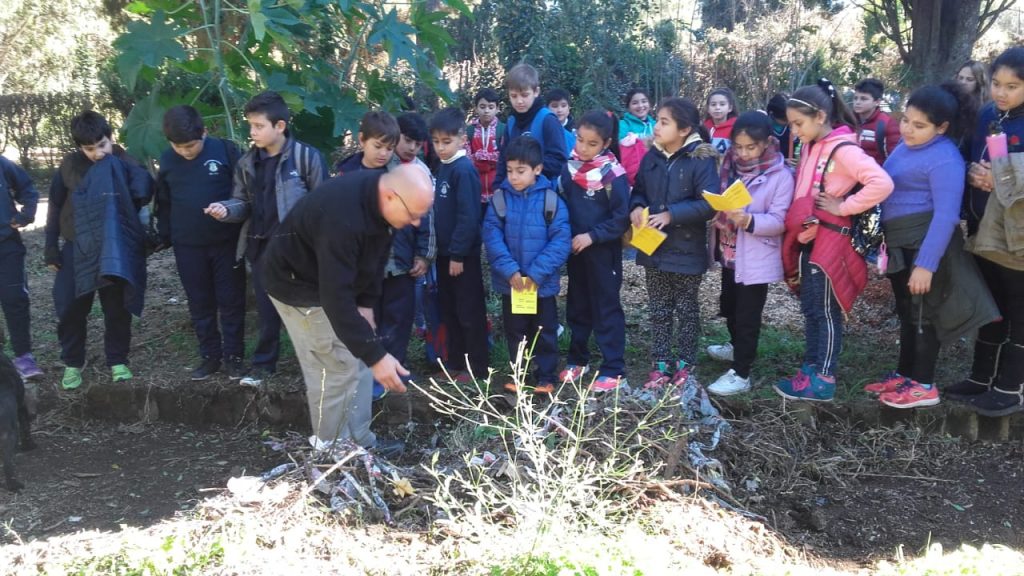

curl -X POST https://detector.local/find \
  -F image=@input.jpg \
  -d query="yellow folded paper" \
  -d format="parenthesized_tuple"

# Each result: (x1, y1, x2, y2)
(511, 284, 538, 315)
(629, 207, 667, 256)
(702, 179, 752, 211)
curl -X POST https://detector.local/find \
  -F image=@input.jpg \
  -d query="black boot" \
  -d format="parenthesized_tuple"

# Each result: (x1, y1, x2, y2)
(945, 339, 1005, 401)
(971, 343, 1024, 417)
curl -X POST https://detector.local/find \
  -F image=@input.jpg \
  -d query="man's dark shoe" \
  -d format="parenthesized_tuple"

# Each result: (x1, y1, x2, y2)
(224, 357, 245, 381)
(373, 437, 406, 460)
(191, 358, 221, 381)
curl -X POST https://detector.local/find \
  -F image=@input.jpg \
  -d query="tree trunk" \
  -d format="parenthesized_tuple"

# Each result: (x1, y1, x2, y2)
(907, 0, 983, 84)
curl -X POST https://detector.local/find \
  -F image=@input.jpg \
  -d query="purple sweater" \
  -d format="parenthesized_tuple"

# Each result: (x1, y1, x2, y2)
(881, 136, 964, 272)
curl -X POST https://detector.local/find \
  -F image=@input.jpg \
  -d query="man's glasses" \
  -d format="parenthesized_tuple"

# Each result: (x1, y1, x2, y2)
(393, 191, 422, 220)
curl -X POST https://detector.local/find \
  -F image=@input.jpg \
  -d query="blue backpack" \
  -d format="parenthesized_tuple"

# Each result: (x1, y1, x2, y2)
(507, 107, 554, 150)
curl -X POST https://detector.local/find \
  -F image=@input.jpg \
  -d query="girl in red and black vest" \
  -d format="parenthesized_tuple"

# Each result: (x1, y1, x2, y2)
(704, 87, 738, 155)
(774, 79, 894, 402)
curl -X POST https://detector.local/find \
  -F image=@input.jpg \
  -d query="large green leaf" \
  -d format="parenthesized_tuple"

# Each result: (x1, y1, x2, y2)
(113, 11, 187, 91)
(368, 9, 419, 67)
(121, 91, 168, 162)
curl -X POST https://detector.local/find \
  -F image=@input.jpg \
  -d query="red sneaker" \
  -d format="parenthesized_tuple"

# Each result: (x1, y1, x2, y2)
(534, 382, 555, 395)
(864, 371, 904, 395)
(879, 379, 940, 409)
(559, 365, 589, 382)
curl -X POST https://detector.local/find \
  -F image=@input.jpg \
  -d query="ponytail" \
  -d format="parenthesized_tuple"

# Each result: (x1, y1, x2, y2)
(658, 97, 710, 142)
(816, 78, 857, 128)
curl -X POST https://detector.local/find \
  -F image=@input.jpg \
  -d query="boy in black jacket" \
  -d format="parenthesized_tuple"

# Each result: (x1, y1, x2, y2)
(45, 111, 153, 390)
(0, 156, 41, 381)
(156, 105, 246, 381)
(430, 108, 488, 380)
(205, 91, 327, 387)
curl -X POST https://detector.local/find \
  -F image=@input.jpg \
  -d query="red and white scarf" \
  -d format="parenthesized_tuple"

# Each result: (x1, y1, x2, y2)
(567, 150, 626, 191)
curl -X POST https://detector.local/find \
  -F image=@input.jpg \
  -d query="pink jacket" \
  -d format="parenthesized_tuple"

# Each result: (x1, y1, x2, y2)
(783, 126, 894, 312)
(709, 157, 794, 285)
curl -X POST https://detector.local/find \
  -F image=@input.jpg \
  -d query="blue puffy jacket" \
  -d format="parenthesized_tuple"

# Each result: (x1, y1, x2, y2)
(483, 175, 571, 297)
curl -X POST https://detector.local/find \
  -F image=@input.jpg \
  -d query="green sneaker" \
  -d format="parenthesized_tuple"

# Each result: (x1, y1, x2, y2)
(111, 364, 133, 382)
(62, 367, 83, 390)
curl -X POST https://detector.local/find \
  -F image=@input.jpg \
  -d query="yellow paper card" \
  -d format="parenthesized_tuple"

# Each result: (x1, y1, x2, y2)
(702, 179, 753, 211)
(629, 207, 668, 256)
(511, 285, 538, 315)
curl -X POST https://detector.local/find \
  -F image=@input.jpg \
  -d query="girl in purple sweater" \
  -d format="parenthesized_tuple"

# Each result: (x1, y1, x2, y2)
(706, 112, 794, 395)
(865, 83, 992, 408)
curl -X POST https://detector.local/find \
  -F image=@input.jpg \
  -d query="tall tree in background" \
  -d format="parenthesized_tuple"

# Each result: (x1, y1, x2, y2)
(859, 0, 1015, 83)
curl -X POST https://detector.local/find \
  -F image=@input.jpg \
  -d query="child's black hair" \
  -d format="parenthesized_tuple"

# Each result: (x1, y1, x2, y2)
(243, 91, 291, 132)
(577, 109, 620, 158)
(731, 111, 773, 143)
(623, 88, 651, 110)
(906, 82, 974, 143)
(706, 88, 738, 120)
(991, 46, 1024, 87)
(162, 105, 205, 144)
(397, 112, 429, 143)
(787, 78, 857, 130)
(765, 93, 789, 121)
(505, 135, 543, 168)
(474, 88, 502, 106)
(854, 78, 885, 101)
(545, 88, 571, 106)
(657, 97, 710, 142)
(358, 111, 400, 146)
(428, 107, 465, 137)
(71, 110, 113, 147)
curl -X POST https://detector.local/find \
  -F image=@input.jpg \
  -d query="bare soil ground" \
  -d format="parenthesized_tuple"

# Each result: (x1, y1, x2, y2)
(1, 194, 1021, 572)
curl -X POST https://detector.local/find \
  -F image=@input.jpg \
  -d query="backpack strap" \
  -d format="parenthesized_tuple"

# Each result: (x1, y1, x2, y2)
(818, 141, 861, 197)
(491, 187, 507, 220)
(876, 119, 887, 161)
(543, 187, 557, 225)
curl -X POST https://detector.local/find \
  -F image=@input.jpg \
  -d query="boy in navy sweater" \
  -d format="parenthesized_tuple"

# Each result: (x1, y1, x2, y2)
(0, 156, 41, 380)
(335, 111, 400, 175)
(45, 111, 153, 390)
(156, 105, 246, 381)
(430, 108, 488, 379)
(492, 63, 569, 190)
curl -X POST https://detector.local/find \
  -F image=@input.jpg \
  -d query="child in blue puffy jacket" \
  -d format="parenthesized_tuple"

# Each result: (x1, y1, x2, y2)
(483, 136, 571, 395)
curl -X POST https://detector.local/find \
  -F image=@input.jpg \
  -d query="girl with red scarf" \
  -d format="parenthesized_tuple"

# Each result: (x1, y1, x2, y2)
(559, 110, 631, 391)
(774, 79, 893, 402)
(706, 112, 794, 396)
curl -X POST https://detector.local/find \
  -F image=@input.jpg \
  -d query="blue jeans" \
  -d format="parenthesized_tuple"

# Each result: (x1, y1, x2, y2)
(799, 251, 843, 376)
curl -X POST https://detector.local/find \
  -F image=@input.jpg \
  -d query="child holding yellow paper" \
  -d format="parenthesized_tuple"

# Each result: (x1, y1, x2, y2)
(483, 136, 571, 395)
(629, 98, 718, 390)
(705, 112, 794, 396)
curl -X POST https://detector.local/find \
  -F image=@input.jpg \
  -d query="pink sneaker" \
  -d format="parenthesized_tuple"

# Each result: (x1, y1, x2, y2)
(643, 362, 672, 390)
(590, 375, 623, 392)
(864, 371, 903, 395)
(559, 364, 589, 382)
(879, 379, 940, 409)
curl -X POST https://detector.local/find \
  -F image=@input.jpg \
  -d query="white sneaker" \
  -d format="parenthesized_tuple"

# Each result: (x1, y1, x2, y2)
(707, 342, 734, 362)
(707, 369, 750, 396)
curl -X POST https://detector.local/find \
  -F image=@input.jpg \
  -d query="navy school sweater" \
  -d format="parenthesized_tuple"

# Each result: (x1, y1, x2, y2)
(492, 99, 569, 189)
(156, 137, 242, 247)
(560, 165, 631, 244)
(432, 153, 482, 262)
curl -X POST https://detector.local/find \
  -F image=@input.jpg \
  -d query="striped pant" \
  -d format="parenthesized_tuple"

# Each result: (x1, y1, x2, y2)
(799, 251, 844, 376)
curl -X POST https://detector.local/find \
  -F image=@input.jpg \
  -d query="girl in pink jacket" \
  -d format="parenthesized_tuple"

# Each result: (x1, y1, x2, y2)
(774, 79, 894, 403)
(706, 112, 794, 396)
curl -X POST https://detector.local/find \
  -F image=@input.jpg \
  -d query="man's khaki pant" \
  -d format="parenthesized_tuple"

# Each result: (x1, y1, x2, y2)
(270, 297, 375, 447)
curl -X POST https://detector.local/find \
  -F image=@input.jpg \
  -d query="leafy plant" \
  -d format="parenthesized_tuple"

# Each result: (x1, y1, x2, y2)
(111, 0, 471, 160)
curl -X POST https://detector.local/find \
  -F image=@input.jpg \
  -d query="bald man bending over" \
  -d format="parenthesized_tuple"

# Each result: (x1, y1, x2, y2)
(262, 163, 434, 449)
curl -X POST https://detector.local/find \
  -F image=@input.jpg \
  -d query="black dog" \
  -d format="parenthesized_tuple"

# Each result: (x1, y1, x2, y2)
(0, 352, 34, 492)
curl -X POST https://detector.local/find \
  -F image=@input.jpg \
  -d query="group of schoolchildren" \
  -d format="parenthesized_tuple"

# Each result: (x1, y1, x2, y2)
(2, 46, 1023, 428)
